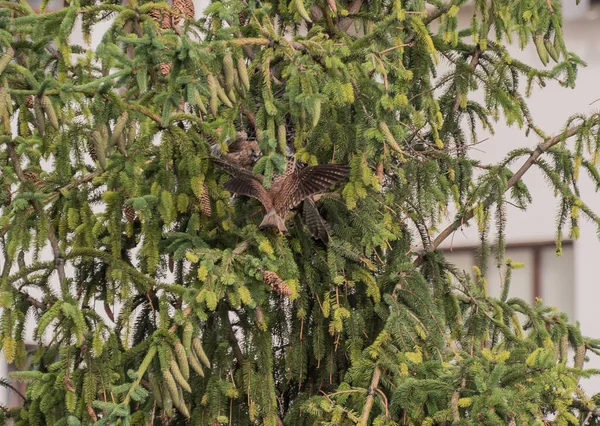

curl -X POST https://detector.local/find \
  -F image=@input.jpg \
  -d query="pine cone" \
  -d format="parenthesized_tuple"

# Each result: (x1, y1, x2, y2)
(149, 8, 172, 29)
(124, 204, 136, 222)
(172, 0, 195, 23)
(88, 142, 98, 161)
(197, 184, 211, 217)
(23, 171, 38, 182)
(159, 62, 172, 76)
(262, 270, 292, 296)
(168, 254, 175, 273)
(25, 95, 34, 109)
(574, 343, 586, 369)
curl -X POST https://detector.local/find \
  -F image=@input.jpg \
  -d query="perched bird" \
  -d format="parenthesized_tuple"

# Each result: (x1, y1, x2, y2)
(215, 157, 349, 235)
(211, 130, 261, 170)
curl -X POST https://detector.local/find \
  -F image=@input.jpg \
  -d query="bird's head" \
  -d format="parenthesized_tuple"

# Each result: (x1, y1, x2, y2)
(247, 140, 262, 163)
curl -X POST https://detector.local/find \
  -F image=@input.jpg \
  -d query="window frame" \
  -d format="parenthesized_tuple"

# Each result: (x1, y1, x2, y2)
(440, 240, 574, 303)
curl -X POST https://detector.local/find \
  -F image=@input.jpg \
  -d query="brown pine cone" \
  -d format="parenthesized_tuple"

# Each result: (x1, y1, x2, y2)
(149, 8, 172, 30)
(262, 270, 292, 296)
(23, 171, 38, 182)
(172, 0, 195, 23)
(197, 184, 211, 217)
(124, 204, 136, 222)
(25, 95, 34, 109)
(159, 62, 172, 76)
(88, 142, 98, 161)
(168, 254, 175, 273)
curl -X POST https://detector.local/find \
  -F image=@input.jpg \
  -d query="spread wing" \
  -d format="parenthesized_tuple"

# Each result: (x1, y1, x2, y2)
(223, 176, 273, 210)
(212, 157, 259, 179)
(214, 157, 271, 209)
(275, 164, 350, 212)
(302, 198, 329, 243)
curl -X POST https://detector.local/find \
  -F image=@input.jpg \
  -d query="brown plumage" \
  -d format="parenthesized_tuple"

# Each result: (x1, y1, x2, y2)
(223, 139, 261, 169)
(301, 197, 330, 243)
(212, 131, 262, 170)
(215, 157, 349, 235)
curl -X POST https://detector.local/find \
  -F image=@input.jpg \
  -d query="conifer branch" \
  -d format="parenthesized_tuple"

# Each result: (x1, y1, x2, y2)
(6, 141, 67, 286)
(426, 118, 600, 256)
(452, 2, 494, 112)
(0, 171, 100, 238)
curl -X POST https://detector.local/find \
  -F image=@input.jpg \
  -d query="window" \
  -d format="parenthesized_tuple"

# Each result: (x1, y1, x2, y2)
(2, 344, 37, 411)
(442, 241, 575, 320)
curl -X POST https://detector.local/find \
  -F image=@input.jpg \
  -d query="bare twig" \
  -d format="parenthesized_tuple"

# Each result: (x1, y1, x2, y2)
(359, 366, 381, 425)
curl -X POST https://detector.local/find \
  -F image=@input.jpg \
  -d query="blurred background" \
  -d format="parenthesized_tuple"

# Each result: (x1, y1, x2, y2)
(2, 0, 600, 408)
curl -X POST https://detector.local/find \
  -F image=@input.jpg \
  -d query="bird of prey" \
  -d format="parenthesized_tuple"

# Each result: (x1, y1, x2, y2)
(210, 130, 261, 170)
(214, 157, 349, 235)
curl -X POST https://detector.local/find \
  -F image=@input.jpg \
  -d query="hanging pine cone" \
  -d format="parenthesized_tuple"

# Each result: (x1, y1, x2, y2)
(25, 95, 34, 109)
(149, 8, 172, 29)
(124, 204, 136, 222)
(172, 0, 195, 23)
(159, 62, 172, 76)
(88, 142, 98, 161)
(262, 270, 292, 296)
(574, 343, 586, 369)
(197, 184, 211, 217)
(23, 171, 38, 182)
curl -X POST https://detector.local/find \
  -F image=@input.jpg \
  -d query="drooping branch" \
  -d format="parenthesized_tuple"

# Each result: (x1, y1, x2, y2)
(0, 170, 101, 238)
(425, 118, 599, 256)
(6, 141, 67, 287)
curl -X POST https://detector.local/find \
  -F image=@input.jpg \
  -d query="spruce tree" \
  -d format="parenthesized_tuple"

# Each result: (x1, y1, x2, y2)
(2, 0, 600, 424)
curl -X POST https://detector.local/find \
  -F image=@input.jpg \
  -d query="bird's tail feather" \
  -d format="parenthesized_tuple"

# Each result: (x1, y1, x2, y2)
(259, 210, 288, 234)
(302, 198, 329, 243)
